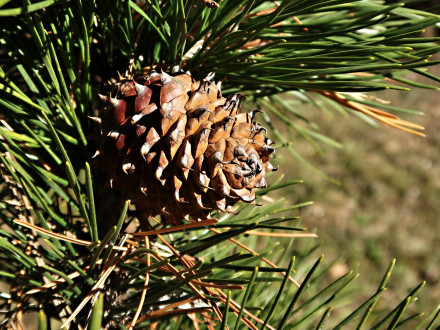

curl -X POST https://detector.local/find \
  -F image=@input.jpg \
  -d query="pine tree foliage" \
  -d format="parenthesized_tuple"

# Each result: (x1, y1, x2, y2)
(0, 0, 439, 328)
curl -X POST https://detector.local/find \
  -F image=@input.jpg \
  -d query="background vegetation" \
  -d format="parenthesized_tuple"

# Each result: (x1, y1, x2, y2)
(281, 60, 440, 314)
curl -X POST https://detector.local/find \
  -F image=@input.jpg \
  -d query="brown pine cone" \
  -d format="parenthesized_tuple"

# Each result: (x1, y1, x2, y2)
(95, 69, 276, 225)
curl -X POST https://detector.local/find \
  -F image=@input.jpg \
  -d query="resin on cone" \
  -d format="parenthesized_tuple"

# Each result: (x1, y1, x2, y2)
(97, 69, 276, 225)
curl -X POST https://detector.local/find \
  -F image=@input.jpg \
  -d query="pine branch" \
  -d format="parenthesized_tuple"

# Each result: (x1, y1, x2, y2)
(0, 1, 439, 328)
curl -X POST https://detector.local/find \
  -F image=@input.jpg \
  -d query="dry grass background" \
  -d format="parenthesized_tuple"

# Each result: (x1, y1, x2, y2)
(274, 61, 440, 316)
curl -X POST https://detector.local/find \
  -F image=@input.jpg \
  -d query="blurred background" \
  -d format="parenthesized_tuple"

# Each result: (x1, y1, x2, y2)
(274, 54, 440, 313)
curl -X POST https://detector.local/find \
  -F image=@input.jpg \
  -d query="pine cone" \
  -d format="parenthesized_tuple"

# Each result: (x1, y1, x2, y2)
(96, 70, 276, 225)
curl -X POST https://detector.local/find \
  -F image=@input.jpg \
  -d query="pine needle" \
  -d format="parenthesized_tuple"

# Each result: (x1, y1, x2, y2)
(191, 280, 243, 290)
(131, 219, 218, 236)
(135, 297, 203, 324)
(14, 220, 128, 251)
(209, 227, 300, 287)
(242, 230, 318, 238)
(216, 290, 273, 330)
(156, 234, 230, 326)
(316, 90, 426, 137)
(128, 236, 150, 329)
(27, 260, 103, 294)
(139, 307, 214, 321)
(61, 251, 126, 329)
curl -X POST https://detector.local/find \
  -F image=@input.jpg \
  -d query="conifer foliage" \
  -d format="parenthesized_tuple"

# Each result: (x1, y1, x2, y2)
(0, 0, 439, 328)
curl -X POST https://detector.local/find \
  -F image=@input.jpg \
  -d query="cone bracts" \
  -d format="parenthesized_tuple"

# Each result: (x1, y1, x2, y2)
(96, 69, 276, 225)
